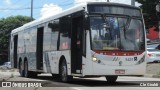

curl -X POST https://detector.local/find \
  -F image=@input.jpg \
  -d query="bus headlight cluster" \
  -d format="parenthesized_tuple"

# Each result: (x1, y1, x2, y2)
(92, 57, 97, 62)
(92, 54, 105, 65)
(92, 55, 97, 62)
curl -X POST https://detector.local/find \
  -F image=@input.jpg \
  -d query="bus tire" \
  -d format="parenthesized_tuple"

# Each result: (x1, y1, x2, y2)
(60, 60, 73, 82)
(19, 61, 24, 77)
(24, 61, 37, 78)
(105, 76, 118, 83)
(24, 61, 29, 78)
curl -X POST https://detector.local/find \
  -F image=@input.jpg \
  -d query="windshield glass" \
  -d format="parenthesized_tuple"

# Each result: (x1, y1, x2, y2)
(90, 16, 145, 51)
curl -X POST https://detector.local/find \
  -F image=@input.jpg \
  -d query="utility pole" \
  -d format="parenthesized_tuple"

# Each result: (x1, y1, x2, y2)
(31, 0, 33, 21)
(131, 0, 135, 6)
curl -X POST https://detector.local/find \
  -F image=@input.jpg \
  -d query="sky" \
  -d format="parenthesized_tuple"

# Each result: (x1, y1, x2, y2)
(0, 0, 141, 20)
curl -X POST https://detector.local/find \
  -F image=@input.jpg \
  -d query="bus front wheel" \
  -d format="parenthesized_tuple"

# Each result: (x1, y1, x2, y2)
(105, 76, 118, 83)
(60, 60, 73, 82)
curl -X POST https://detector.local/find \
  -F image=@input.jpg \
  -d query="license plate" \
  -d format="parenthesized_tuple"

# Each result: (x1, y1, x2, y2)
(115, 69, 125, 74)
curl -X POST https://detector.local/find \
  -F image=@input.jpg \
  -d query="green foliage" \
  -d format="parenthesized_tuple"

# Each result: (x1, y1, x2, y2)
(0, 15, 31, 63)
(136, 0, 159, 29)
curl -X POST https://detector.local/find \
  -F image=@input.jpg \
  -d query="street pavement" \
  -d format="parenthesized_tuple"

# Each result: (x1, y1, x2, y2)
(0, 63, 160, 90)
(0, 73, 160, 90)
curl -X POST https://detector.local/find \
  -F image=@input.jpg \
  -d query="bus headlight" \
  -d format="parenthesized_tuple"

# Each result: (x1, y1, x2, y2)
(136, 55, 145, 65)
(92, 54, 97, 62)
(92, 57, 97, 62)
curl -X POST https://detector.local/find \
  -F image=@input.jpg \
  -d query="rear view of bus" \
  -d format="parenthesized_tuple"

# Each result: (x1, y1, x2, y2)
(84, 3, 146, 82)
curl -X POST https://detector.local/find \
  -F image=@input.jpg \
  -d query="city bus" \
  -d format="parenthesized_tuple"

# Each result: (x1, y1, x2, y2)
(10, 2, 146, 82)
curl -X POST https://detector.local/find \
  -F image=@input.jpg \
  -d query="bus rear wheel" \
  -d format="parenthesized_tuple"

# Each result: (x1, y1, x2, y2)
(24, 61, 29, 78)
(24, 61, 37, 78)
(19, 61, 24, 77)
(105, 76, 118, 83)
(60, 60, 73, 82)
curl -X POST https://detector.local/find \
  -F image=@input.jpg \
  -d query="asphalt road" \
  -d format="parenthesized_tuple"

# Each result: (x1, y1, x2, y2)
(0, 72, 160, 90)
(0, 63, 160, 90)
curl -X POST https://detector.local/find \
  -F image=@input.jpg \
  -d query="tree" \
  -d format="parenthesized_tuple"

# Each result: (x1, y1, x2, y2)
(136, 0, 160, 30)
(0, 15, 31, 64)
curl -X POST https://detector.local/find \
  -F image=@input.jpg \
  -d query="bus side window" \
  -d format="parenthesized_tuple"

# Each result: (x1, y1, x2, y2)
(59, 16, 71, 50)
(48, 20, 60, 51)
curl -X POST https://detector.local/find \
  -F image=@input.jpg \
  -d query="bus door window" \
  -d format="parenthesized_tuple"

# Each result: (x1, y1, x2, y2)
(71, 16, 83, 73)
(76, 27, 81, 49)
(75, 18, 82, 63)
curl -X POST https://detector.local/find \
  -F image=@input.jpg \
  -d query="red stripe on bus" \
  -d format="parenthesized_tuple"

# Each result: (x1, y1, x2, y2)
(93, 50, 144, 56)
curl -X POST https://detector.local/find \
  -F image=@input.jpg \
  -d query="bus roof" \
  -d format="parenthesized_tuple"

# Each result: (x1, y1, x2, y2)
(11, 2, 140, 34)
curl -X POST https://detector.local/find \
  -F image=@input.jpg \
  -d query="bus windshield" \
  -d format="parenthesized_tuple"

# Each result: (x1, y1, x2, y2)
(90, 16, 145, 51)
